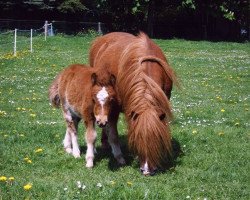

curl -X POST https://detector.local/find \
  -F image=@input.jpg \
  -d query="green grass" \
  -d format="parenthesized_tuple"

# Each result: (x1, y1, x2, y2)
(0, 33, 249, 199)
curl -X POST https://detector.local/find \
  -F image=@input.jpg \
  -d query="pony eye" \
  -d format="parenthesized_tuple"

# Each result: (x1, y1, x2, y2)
(159, 113, 166, 121)
(130, 111, 139, 121)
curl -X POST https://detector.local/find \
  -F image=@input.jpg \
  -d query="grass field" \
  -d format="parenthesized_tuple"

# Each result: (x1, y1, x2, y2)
(0, 33, 249, 199)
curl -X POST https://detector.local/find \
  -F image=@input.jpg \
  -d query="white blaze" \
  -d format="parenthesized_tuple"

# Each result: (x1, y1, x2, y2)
(96, 87, 109, 105)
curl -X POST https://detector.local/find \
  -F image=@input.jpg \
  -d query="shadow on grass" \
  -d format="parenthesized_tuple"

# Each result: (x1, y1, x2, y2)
(80, 135, 183, 174)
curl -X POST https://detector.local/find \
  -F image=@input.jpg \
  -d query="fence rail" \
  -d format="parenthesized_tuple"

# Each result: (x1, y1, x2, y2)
(0, 19, 106, 34)
(0, 20, 105, 56)
(1, 23, 46, 56)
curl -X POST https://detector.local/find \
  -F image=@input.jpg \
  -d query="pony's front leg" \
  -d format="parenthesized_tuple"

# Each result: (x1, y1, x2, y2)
(107, 122, 125, 165)
(85, 121, 97, 168)
(63, 108, 81, 158)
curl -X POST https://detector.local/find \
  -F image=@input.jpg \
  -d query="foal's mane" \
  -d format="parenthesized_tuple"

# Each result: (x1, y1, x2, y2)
(117, 32, 176, 168)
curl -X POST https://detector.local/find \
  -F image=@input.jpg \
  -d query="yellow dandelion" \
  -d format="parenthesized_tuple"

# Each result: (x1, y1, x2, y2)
(30, 113, 36, 117)
(127, 181, 133, 186)
(0, 176, 7, 181)
(218, 132, 224, 136)
(192, 130, 197, 134)
(9, 177, 14, 181)
(23, 183, 32, 190)
(216, 96, 222, 100)
(24, 157, 29, 161)
(35, 148, 43, 153)
(27, 159, 32, 164)
(221, 109, 225, 112)
(110, 181, 116, 185)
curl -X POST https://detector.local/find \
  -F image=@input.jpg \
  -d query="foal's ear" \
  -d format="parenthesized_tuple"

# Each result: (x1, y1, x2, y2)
(91, 73, 97, 85)
(110, 74, 116, 86)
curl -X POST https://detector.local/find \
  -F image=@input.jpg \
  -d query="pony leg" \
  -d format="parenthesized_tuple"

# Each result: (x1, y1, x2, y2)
(85, 121, 97, 168)
(71, 116, 81, 158)
(63, 108, 81, 158)
(101, 128, 110, 150)
(63, 130, 72, 154)
(107, 123, 125, 165)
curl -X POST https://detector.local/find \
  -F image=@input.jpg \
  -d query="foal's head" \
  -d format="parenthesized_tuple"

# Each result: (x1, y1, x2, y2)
(91, 71, 117, 127)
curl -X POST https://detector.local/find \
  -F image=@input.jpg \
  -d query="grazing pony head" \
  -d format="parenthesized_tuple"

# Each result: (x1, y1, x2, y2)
(91, 70, 117, 127)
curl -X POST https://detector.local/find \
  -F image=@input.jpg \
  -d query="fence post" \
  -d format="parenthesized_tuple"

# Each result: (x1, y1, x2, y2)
(44, 20, 48, 41)
(98, 22, 102, 34)
(14, 28, 17, 56)
(30, 29, 33, 53)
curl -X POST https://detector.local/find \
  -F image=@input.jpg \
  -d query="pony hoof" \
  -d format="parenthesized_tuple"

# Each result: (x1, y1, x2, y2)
(73, 154, 81, 158)
(65, 148, 73, 154)
(117, 157, 126, 166)
(86, 161, 94, 168)
(72, 151, 81, 158)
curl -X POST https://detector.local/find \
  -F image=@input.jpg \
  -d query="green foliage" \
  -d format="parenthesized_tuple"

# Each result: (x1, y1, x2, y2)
(220, 4, 235, 21)
(0, 34, 249, 199)
(182, 0, 196, 9)
(56, 0, 88, 13)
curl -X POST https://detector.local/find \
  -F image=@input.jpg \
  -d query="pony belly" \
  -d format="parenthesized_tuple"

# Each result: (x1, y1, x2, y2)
(65, 99, 82, 119)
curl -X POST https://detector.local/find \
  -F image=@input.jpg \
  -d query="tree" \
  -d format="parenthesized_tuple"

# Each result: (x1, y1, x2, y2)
(182, 0, 249, 39)
(56, 0, 87, 14)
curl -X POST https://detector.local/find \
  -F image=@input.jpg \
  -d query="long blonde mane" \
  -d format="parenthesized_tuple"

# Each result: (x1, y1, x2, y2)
(117, 33, 176, 168)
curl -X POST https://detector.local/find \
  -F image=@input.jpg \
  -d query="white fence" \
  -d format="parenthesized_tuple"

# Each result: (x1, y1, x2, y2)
(0, 20, 104, 56)
(0, 21, 53, 56)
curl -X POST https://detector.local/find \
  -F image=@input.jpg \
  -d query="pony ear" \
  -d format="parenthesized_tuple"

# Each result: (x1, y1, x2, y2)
(91, 73, 97, 85)
(110, 74, 116, 86)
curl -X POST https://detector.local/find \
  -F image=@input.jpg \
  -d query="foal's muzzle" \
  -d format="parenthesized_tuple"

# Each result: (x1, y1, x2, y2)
(97, 120, 107, 128)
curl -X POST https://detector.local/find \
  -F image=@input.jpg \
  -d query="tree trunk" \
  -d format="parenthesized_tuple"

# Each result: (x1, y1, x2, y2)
(147, 0, 155, 37)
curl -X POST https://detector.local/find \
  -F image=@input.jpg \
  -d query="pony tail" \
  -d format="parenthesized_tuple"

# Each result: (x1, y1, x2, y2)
(48, 74, 61, 108)
(128, 108, 172, 168)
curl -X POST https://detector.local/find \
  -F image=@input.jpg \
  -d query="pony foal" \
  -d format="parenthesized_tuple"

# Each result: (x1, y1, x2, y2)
(48, 64, 125, 168)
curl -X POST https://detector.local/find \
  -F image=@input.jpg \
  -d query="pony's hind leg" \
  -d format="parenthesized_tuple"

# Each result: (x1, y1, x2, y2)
(63, 130, 72, 154)
(107, 123, 125, 165)
(85, 121, 97, 168)
(63, 108, 81, 158)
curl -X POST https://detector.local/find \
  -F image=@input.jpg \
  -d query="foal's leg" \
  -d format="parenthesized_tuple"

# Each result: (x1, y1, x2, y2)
(62, 108, 81, 158)
(85, 121, 97, 168)
(107, 118, 125, 165)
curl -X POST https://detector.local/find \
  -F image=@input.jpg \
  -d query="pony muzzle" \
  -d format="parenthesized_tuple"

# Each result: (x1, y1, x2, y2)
(96, 115, 108, 128)
(140, 162, 158, 176)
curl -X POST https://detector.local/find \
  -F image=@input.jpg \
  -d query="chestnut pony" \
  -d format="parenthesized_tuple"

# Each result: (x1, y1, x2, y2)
(48, 64, 125, 168)
(89, 32, 179, 175)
